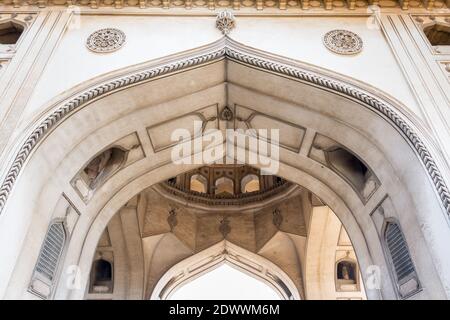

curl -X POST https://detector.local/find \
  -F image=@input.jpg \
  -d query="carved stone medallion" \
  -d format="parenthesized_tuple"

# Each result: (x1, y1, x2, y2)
(216, 11, 236, 35)
(323, 29, 363, 55)
(86, 28, 126, 53)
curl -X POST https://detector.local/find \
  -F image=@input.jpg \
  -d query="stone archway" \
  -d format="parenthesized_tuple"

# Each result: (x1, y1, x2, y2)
(0, 37, 449, 300)
(150, 240, 301, 300)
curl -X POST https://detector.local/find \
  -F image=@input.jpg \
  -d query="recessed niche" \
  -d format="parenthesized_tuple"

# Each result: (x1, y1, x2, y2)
(336, 259, 358, 291)
(0, 21, 24, 45)
(90, 257, 114, 294)
(215, 177, 234, 195)
(82, 147, 126, 189)
(309, 134, 380, 203)
(241, 174, 260, 193)
(414, 16, 450, 54)
(424, 23, 450, 46)
(190, 174, 208, 193)
(71, 133, 145, 203)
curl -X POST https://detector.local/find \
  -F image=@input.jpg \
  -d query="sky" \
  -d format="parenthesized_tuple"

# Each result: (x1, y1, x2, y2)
(169, 264, 281, 300)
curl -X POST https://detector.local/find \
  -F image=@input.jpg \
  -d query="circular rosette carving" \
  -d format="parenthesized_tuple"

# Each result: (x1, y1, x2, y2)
(86, 28, 126, 53)
(323, 29, 363, 55)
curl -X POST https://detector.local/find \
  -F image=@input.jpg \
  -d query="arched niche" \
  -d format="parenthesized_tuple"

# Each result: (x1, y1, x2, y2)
(241, 174, 260, 193)
(0, 38, 449, 300)
(214, 177, 234, 195)
(89, 259, 113, 294)
(423, 23, 450, 46)
(190, 174, 208, 193)
(335, 259, 359, 291)
(0, 20, 24, 45)
(82, 147, 127, 190)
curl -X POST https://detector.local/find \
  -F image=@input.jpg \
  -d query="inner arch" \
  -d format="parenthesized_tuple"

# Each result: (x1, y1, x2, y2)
(82, 166, 370, 301)
(169, 264, 282, 300)
(1, 38, 449, 301)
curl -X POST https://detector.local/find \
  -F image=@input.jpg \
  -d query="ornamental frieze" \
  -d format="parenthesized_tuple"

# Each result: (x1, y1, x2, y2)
(0, 0, 448, 10)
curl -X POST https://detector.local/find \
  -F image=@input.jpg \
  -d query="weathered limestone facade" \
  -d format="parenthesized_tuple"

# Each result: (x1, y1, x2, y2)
(0, 2, 450, 300)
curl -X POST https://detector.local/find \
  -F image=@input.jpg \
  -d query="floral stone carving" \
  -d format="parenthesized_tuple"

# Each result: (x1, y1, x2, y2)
(86, 28, 126, 53)
(323, 29, 363, 55)
(216, 11, 236, 35)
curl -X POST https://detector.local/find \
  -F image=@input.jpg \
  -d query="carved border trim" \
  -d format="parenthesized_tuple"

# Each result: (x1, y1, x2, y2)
(0, 39, 449, 219)
(224, 45, 450, 217)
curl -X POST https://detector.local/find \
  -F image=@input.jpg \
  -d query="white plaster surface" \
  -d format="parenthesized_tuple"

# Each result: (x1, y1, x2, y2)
(23, 15, 422, 125)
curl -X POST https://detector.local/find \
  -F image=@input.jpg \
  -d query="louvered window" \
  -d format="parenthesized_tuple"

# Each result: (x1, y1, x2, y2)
(385, 222, 415, 284)
(35, 222, 66, 283)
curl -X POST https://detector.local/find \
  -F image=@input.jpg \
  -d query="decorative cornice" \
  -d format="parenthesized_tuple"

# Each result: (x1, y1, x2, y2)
(0, 1, 448, 10)
(0, 37, 449, 222)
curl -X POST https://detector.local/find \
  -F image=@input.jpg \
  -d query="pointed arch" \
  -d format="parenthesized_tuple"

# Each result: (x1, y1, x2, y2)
(150, 240, 301, 300)
(0, 37, 449, 300)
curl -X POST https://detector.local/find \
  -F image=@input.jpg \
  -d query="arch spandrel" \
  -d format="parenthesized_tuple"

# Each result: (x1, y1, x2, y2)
(0, 38, 449, 300)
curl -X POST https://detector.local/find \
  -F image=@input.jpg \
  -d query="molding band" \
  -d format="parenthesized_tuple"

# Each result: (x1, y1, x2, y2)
(0, 38, 449, 219)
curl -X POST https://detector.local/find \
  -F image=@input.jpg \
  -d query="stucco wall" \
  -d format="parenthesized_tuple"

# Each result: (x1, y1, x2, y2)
(22, 14, 421, 123)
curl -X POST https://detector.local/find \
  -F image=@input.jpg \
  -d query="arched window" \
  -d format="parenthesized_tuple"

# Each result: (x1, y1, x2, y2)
(214, 177, 234, 195)
(241, 174, 260, 193)
(83, 147, 126, 189)
(0, 21, 24, 45)
(190, 174, 208, 193)
(384, 221, 420, 297)
(90, 259, 113, 294)
(29, 221, 66, 298)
